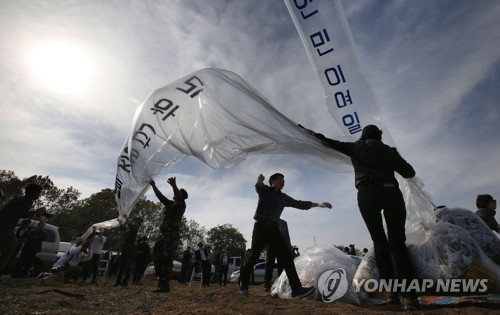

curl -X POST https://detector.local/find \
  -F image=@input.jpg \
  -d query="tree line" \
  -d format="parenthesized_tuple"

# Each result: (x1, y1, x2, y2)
(0, 170, 247, 260)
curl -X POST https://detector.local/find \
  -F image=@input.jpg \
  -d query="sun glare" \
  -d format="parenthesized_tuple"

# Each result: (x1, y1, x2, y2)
(29, 41, 93, 94)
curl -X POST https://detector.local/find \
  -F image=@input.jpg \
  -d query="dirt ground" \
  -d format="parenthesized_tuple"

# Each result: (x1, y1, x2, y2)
(1, 276, 499, 315)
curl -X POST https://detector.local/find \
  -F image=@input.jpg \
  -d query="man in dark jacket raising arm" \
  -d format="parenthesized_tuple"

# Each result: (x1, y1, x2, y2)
(300, 124, 419, 311)
(239, 173, 332, 299)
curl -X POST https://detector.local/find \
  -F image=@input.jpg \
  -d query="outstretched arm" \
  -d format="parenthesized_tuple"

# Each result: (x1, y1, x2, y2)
(150, 180, 166, 200)
(298, 124, 352, 156)
(167, 177, 182, 199)
(310, 202, 333, 209)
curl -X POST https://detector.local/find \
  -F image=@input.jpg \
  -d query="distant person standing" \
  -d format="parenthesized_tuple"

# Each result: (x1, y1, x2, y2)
(475, 194, 498, 233)
(239, 173, 332, 299)
(179, 246, 192, 284)
(300, 124, 419, 311)
(195, 242, 211, 288)
(132, 236, 151, 285)
(89, 226, 107, 284)
(114, 215, 142, 287)
(0, 183, 48, 274)
(218, 249, 230, 287)
(150, 177, 188, 293)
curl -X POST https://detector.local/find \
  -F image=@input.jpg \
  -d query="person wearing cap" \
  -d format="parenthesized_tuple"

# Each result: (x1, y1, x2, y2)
(475, 194, 498, 233)
(114, 214, 143, 287)
(299, 124, 419, 311)
(150, 177, 188, 293)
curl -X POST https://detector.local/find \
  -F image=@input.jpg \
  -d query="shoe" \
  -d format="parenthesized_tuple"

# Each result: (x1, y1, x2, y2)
(402, 296, 419, 311)
(263, 283, 271, 292)
(291, 286, 315, 299)
(239, 282, 249, 294)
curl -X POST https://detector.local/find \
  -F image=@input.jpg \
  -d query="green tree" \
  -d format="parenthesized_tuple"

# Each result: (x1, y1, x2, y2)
(180, 219, 207, 254)
(0, 170, 23, 203)
(130, 197, 163, 249)
(50, 188, 117, 244)
(206, 223, 246, 256)
(0, 170, 81, 214)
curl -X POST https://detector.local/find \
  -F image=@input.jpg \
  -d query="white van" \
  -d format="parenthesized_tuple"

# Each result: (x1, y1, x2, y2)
(227, 256, 242, 275)
(9, 219, 61, 275)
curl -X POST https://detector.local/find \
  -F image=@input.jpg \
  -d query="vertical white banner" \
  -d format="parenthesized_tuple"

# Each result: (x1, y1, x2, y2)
(284, 0, 393, 143)
(285, 0, 435, 225)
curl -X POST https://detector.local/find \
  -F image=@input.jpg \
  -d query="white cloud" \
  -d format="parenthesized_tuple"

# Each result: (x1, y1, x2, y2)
(1, 0, 499, 251)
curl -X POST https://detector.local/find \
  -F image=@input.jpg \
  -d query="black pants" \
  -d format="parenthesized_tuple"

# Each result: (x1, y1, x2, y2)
(357, 185, 416, 296)
(201, 261, 211, 287)
(89, 254, 101, 283)
(218, 265, 228, 286)
(241, 220, 302, 291)
(179, 262, 191, 283)
(264, 246, 285, 288)
(115, 248, 133, 285)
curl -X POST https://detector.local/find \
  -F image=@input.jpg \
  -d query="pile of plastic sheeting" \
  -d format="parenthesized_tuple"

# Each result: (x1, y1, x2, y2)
(274, 207, 500, 305)
(433, 207, 500, 264)
(353, 207, 500, 302)
(271, 246, 362, 305)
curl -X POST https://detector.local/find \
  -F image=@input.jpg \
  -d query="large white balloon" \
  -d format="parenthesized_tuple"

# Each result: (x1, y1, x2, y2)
(113, 68, 352, 221)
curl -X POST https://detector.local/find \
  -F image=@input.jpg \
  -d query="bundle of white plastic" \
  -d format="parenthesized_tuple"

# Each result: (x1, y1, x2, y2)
(352, 207, 500, 298)
(433, 207, 500, 264)
(271, 246, 362, 305)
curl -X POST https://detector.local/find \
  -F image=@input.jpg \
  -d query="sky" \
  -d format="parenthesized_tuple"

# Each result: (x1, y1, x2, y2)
(1, 0, 499, 252)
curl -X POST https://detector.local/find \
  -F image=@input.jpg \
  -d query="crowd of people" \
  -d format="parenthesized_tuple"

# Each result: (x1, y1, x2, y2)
(1, 125, 498, 312)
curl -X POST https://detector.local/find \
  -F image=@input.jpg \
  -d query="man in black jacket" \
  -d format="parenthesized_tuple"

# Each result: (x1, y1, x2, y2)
(301, 124, 419, 311)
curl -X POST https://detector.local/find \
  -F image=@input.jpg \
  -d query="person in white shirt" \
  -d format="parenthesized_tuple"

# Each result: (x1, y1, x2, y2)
(51, 239, 93, 282)
(88, 227, 107, 283)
